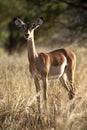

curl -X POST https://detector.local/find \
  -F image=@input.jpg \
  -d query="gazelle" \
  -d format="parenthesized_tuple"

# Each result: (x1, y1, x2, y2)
(13, 17, 76, 113)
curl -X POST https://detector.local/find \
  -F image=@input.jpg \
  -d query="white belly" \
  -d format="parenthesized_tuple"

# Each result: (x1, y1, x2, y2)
(48, 62, 67, 79)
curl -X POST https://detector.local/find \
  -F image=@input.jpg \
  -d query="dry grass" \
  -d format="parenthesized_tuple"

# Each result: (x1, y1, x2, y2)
(0, 43, 87, 130)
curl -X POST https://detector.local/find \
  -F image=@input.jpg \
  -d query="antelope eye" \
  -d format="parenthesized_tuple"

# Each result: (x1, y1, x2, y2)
(30, 24, 36, 29)
(22, 24, 27, 30)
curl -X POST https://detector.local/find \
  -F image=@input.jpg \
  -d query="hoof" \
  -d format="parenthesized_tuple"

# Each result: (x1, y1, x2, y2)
(68, 91, 75, 100)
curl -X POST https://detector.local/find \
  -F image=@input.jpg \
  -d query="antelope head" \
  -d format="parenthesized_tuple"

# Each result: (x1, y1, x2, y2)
(13, 17, 43, 40)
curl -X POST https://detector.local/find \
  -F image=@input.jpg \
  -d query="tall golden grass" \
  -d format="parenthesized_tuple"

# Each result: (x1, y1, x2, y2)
(0, 43, 87, 130)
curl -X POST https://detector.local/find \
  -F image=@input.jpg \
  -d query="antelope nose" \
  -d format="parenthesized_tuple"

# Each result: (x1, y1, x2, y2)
(24, 34, 29, 38)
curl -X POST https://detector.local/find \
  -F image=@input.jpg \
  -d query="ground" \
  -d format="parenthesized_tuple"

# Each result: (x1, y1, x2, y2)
(0, 41, 87, 130)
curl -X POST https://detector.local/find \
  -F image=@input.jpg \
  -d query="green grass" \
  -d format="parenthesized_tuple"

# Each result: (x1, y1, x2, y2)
(0, 44, 87, 130)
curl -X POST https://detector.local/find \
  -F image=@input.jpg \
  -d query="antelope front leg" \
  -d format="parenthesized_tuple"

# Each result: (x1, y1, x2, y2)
(34, 77, 41, 113)
(41, 77, 48, 115)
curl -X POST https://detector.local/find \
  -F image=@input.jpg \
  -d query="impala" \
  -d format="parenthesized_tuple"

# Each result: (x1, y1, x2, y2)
(13, 17, 76, 113)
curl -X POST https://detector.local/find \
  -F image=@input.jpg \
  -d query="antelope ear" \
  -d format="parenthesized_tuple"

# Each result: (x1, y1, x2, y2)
(35, 17, 44, 27)
(13, 17, 25, 28)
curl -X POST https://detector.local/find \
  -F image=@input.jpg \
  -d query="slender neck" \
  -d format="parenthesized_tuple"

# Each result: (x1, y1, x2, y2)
(27, 30, 37, 62)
